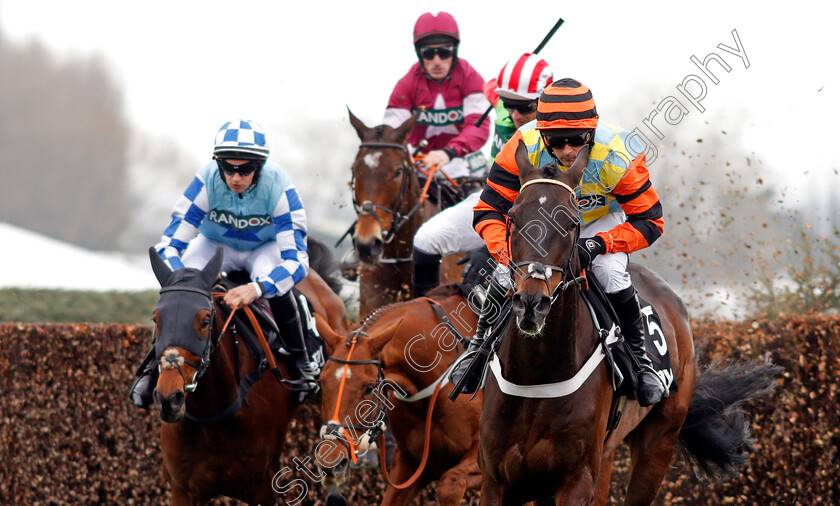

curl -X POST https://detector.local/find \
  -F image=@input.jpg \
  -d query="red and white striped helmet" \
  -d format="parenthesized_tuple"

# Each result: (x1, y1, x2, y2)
(495, 53, 554, 101)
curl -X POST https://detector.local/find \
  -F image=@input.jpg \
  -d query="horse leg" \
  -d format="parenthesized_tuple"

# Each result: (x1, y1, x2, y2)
(623, 417, 682, 506)
(594, 449, 616, 505)
(170, 484, 201, 506)
(553, 467, 596, 505)
(380, 448, 430, 506)
(478, 478, 503, 506)
(435, 442, 482, 506)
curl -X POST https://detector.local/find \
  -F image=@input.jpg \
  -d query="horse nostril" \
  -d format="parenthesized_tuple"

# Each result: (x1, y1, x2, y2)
(535, 295, 552, 316)
(168, 390, 185, 408)
(370, 238, 383, 258)
(512, 293, 525, 317)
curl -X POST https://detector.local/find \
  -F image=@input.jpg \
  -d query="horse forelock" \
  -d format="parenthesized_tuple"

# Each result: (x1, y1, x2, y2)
(166, 267, 204, 287)
(540, 162, 560, 179)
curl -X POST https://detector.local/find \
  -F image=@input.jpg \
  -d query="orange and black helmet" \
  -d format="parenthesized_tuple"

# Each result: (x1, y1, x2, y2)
(536, 78, 599, 131)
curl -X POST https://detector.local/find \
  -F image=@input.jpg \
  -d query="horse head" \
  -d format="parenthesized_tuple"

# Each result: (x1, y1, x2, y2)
(316, 316, 404, 484)
(148, 247, 223, 423)
(348, 108, 418, 263)
(508, 140, 589, 335)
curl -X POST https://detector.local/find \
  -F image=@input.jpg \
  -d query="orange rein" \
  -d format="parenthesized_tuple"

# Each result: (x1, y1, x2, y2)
(328, 333, 362, 464)
(378, 381, 444, 489)
(211, 292, 280, 373)
(414, 153, 459, 201)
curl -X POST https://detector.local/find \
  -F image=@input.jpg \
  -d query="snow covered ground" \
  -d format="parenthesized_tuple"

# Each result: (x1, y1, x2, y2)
(0, 223, 159, 292)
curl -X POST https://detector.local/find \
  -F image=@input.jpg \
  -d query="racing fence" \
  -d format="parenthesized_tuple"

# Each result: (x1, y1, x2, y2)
(0, 315, 836, 504)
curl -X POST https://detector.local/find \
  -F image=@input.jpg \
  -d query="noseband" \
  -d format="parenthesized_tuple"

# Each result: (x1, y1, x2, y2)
(510, 178, 586, 302)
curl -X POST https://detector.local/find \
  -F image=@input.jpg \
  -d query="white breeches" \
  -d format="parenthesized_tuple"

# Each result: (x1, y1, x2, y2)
(413, 191, 486, 257)
(181, 234, 287, 292)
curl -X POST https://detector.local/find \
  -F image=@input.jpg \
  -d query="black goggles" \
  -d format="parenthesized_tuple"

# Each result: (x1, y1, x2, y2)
(214, 156, 265, 176)
(541, 131, 594, 150)
(503, 99, 539, 115)
(419, 45, 454, 60)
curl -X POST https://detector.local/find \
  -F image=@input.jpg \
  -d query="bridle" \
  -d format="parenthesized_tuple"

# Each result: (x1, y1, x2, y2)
(320, 329, 390, 461)
(509, 178, 586, 303)
(157, 285, 219, 392)
(348, 142, 428, 259)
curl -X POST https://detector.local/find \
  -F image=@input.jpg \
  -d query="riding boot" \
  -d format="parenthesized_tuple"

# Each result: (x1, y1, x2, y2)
(450, 279, 509, 395)
(412, 248, 441, 298)
(128, 344, 159, 409)
(609, 287, 665, 407)
(269, 292, 318, 403)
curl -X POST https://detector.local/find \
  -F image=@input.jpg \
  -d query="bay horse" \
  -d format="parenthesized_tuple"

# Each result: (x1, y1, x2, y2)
(347, 109, 461, 318)
(316, 287, 484, 505)
(149, 242, 348, 505)
(478, 142, 780, 505)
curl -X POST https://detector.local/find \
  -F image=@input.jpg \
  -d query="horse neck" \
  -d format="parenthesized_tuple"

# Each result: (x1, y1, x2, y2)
(499, 288, 592, 384)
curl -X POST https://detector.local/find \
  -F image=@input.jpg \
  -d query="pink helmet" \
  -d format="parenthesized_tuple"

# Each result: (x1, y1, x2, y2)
(495, 53, 554, 101)
(413, 12, 460, 46)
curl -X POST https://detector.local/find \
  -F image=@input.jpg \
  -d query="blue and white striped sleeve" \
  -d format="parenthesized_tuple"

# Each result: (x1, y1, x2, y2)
(154, 175, 209, 270)
(257, 185, 309, 297)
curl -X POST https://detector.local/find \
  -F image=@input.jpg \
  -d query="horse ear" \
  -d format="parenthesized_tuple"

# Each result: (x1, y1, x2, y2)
(391, 111, 418, 144)
(514, 139, 538, 183)
(348, 107, 371, 141)
(565, 144, 591, 185)
(365, 317, 405, 354)
(149, 247, 172, 287)
(199, 247, 224, 289)
(315, 314, 344, 356)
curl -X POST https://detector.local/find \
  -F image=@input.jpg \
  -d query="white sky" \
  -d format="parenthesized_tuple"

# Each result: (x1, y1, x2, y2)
(1, 0, 838, 205)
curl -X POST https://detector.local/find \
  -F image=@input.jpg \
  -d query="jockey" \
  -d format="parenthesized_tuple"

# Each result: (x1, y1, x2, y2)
(129, 119, 317, 409)
(412, 53, 553, 296)
(383, 11, 491, 209)
(452, 79, 667, 407)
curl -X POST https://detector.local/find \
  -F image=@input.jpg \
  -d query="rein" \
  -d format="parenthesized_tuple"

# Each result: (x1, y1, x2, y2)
(323, 305, 455, 486)
(323, 330, 386, 464)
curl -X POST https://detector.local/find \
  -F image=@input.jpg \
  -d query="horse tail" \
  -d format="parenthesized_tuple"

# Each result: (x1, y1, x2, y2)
(678, 356, 782, 481)
(307, 237, 343, 296)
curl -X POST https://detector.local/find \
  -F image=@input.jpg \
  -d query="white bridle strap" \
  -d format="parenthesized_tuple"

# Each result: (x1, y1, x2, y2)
(519, 178, 576, 195)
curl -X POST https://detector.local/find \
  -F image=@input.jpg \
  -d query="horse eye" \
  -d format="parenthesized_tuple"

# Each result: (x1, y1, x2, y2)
(364, 383, 376, 395)
(392, 171, 402, 180)
(202, 316, 212, 328)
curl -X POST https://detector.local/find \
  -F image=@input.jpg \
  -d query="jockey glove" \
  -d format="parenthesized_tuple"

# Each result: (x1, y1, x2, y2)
(457, 246, 495, 286)
(577, 236, 606, 270)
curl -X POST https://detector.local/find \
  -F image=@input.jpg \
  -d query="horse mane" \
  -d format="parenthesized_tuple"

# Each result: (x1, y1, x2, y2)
(357, 297, 421, 331)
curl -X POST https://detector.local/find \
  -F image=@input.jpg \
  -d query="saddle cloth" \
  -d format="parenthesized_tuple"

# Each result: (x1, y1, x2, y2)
(580, 274, 678, 398)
